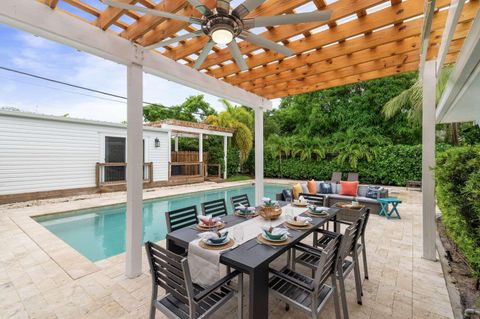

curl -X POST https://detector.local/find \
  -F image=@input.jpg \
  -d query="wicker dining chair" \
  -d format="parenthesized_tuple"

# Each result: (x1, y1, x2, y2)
(201, 199, 228, 218)
(230, 194, 250, 210)
(166, 205, 199, 233)
(347, 172, 359, 181)
(269, 234, 342, 319)
(293, 215, 365, 319)
(330, 172, 342, 183)
(145, 241, 243, 319)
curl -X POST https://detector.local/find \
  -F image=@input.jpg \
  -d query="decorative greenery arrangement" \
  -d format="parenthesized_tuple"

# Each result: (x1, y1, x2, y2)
(436, 146, 480, 278)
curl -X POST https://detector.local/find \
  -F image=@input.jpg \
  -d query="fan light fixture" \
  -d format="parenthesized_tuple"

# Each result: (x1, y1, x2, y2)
(210, 26, 234, 45)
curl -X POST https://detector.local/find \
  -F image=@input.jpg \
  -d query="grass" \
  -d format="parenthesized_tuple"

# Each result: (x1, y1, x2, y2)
(226, 175, 253, 182)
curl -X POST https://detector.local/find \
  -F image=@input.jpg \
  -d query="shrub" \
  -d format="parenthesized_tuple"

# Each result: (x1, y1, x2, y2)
(264, 144, 423, 186)
(436, 146, 480, 277)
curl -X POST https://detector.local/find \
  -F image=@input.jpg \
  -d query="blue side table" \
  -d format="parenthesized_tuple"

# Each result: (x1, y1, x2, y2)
(377, 198, 402, 219)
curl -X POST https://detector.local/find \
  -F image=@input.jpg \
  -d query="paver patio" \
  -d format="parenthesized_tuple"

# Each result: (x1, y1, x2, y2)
(0, 181, 453, 319)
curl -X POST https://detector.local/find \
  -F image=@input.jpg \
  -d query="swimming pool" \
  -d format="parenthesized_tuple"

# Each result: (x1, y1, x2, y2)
(34, 183, 289, 262)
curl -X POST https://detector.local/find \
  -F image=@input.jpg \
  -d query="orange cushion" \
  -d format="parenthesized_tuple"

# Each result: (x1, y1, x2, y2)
(340, 181, 358, 196)
(307, 180, 317, 194)
(292, 183, 302, 199)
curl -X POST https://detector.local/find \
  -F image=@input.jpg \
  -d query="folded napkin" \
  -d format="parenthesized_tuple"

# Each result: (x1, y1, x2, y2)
(309, 205, 329, 212)
(198, 214, 221, 226)
(236, 204, 256, 212)
(288, 216, 312, 224)
(197, 231, 228, 241)
(262, 197, 277, 205)
(298, 196, 306, 202)
(261, 225, 290, 236)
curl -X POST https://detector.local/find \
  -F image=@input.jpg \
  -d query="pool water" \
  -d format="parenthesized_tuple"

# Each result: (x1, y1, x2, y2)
(34, 183, 288, 262)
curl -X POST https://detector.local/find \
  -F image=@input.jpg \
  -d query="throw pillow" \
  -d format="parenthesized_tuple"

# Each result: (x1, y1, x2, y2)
(307, 179, 317, 194)
(340, 181, 358, 196)
(358, 185, 369, 197)
(292, 183, 302, 199)
(301, 183, 309, 193)
(366, 186, 384, 199)
(282, 189, 293, 202)
(319, 182, 332, 194)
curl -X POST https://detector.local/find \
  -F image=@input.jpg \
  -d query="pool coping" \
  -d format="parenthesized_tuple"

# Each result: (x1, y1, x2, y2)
(3, 179, 293, 280)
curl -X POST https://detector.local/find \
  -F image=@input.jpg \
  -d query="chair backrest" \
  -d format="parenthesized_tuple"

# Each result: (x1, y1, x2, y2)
(166, 205, 198, 232)
(331, 172, 342, 183)
(338, 212, 365, 260)
(299, 193, 324, 206)
(347, 172, 359, 181)
(201, 198, 228, 218)
(230, 194, 250, 210)
(145, 241, 193, 310)
(313, 233, 342, 289)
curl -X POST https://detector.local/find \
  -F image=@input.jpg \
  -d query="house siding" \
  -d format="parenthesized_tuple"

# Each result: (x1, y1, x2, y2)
(0, 112, 169, 196)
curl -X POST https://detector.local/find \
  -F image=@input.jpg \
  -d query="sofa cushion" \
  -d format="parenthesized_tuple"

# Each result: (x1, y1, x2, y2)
(340, 181, 358, 196)
(319, 182, 332, 194)
(331, 183, 341, 194)
(292, 184, 302, 199)
(357, 196, 380, 204)
(358, 185, 369, 197)
(328, 194, 355, 201)
(307, 180, 317, 194)
(301, 183, 309, 193)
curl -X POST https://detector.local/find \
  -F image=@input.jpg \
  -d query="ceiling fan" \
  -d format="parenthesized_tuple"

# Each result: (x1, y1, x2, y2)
(101, 0, 332, 71)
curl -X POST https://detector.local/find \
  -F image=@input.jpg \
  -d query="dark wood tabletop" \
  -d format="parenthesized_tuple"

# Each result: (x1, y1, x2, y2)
(165, 205, 339, 319)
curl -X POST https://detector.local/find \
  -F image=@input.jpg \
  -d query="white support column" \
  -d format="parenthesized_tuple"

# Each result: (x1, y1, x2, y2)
(174, 136, 179, 152)
(198, 133, 203, 162)
(422, 60, 437, 261)
(254, 107, 264, 205)
(125, 63, 144, 278)
(223, 136, 228, 179)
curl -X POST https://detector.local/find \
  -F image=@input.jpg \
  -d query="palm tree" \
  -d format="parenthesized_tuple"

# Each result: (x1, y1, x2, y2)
(291, 137, 327, 161)
(382, 66, 460, 144)
(205, 100, 254, 164)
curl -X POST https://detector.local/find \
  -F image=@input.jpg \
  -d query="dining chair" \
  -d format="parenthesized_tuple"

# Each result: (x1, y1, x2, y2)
(145, 241, 243, 319)
(298, 193, 324, 206)
(268, 234, 342, 319)
(230, 194, 250, 210)
(201, 198, 228, 218)
(166, 205, 198, 233)
(293, 216, 365, 319)
(347, 172, 359, 181)
(330, 172, 342, 183)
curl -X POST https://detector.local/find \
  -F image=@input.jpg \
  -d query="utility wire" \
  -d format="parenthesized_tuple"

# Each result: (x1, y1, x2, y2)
(0, 66, 209, 117)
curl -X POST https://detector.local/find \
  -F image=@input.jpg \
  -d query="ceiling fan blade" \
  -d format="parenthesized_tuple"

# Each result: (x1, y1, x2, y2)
(216, 0, 231, 15)
(144, 31, 204, 50)
(194, 40, 215, 69)
(249, 10, 332, 27)
(239, 31, 294, 56)
(228, 41, 248, 71)
(232, 0, 267, 18)
(187, 0, 213, 16)
(101, 0, 203, 24)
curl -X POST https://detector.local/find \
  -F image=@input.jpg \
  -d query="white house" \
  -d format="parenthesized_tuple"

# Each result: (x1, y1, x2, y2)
(0, 110, 233, 204)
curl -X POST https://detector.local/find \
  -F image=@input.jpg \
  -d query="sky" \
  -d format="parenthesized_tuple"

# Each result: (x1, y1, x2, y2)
(0, 23, 280, 123)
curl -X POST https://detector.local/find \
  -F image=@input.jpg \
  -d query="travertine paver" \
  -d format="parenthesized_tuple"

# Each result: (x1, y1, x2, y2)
(0, 181, 454, 319)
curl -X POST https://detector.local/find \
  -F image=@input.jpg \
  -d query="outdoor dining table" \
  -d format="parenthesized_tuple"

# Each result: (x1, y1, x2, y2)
(166, 203, 339, 319)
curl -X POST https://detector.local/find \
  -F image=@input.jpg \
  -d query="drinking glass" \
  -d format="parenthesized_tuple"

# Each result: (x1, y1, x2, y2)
(233, 225, 244, 244)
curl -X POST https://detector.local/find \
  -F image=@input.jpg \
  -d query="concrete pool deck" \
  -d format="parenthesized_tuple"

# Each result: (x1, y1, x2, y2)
(0, 180, 454, 319)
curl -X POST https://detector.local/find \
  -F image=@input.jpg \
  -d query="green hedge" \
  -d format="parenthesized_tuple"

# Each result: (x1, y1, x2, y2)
(264, 145, 423, 186)
(436, 146, 480, 277)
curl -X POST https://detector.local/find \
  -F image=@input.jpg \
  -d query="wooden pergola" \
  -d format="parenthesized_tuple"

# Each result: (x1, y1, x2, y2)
(1, 1, 478, 308)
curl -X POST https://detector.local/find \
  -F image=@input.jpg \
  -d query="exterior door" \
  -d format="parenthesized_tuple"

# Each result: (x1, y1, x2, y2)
(104, 136, 126, 182)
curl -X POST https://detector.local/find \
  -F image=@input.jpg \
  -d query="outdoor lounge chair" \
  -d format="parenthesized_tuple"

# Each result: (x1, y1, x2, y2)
(269, 234, 342, 319)
(166, 205, 199, 232)
(201, 199, 228, 218)
(145, 241, 243, 319)
(294, 214, 366, 319)
(230, 194, 250, 210)
(347, 172, 359, 181)
(330, 172, 342, 183)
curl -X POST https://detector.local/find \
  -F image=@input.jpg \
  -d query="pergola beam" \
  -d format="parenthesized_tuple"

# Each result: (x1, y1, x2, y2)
(43, 0, 59, 9)
(0, 0, 270, 110)
(419, 0, 437, 80)
(435, 0, 465, 76)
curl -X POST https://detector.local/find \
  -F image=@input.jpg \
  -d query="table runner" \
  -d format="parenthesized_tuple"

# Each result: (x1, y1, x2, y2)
(187, 204, 311, 286)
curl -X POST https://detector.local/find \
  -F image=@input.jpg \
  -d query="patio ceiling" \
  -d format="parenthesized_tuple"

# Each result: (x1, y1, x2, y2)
(35, 0, 479, 99)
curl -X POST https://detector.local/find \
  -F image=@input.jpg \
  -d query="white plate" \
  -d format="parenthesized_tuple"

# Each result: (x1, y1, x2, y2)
(203, 237, 229, 246)
(261, 232, 287, 242)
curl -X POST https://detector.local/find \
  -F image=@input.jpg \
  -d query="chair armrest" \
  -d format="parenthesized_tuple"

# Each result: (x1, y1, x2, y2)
(312, 229, 338, 237)
(294, 242, 325, 258)
(194, 270, 240, 302)
(268, 268, 314, 291)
